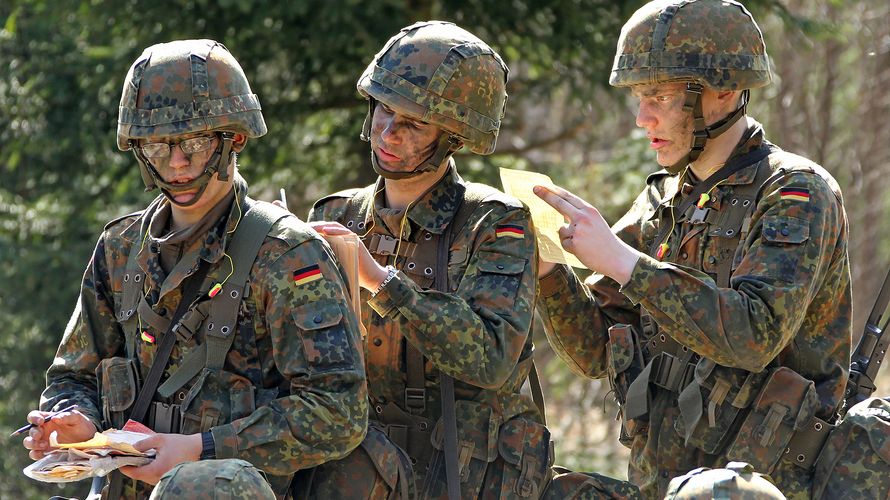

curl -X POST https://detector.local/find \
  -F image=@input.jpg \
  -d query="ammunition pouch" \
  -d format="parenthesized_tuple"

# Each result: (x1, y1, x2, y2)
(426, 401, 551, 499)
(496, 416, 555, 498)
(96, 357, 141, 430)
(605, 324, 648, 445)
(675, 362, 765, 454)
(725, 367, 819, 473)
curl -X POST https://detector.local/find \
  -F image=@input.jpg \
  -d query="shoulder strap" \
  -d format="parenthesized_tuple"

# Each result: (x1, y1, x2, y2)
(156, 199, 291, 398)
(437, 188, 467, 500)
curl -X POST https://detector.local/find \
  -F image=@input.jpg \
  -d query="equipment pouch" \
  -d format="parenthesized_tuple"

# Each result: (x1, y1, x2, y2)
(607, 324, 647, 446)
(96, 356, 141, 429)
(497, 416, 554, 498)
(428, 399, 502, 498)
(812, 397, 890, 500)
(675, 363, 762, 454)
(179, 368, 256, 434)
(726, 367, 819, 473)
(359, 422, 417, 499)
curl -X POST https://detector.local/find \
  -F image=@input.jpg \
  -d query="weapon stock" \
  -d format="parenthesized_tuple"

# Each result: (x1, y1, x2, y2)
(845, 268, 890, 407)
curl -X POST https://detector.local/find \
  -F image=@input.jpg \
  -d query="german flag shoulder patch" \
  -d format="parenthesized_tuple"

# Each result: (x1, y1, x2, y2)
(496, 224, 525, 239)
(293, 264, 323, 286)
(780, 187, 810, 202)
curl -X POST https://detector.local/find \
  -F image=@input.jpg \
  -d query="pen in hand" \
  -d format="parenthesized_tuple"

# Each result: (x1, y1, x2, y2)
(10, 404, 78, 437)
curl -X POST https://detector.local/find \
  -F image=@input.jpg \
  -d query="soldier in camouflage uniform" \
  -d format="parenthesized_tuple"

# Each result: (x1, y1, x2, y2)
(534, 1, 852, 499)
(303, 21, 640, 499)
(21, 39, 367, 499)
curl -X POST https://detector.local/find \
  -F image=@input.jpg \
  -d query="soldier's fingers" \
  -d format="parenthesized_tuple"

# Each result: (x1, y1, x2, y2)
(533, 185, 581, 220)
(26, 410, 47, 426)
(29, 449, 47, 460)
(549, 185, 593, 210)
(308, 221, 351, 236)
(133, 434, 160, 453)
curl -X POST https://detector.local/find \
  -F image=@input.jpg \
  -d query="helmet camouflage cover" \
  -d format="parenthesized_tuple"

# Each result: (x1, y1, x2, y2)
(664, 462, 786, 499)
(357, 20, 509, 155)
(610, 0, 771, 90)
(117, 39, 266, 150)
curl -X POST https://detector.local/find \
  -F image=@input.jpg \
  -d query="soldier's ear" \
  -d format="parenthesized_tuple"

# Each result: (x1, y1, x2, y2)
(231, 133, 248, 152)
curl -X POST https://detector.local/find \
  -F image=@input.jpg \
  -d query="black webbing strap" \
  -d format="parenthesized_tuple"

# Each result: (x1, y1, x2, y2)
(649, 143, 775, 257)
(129, 259, 212, 424)
(437, 189, 466, 500)
(108, 258, 211, 499)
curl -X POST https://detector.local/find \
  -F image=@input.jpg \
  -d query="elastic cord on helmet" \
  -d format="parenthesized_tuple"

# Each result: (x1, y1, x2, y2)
(666, 83, 750, 175)
(130, 132, 236, 206)
(361, 97, 463, 180)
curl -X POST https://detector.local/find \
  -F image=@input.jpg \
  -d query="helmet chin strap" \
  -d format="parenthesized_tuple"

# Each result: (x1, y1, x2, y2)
(666, 83, 749, 175)
(361, 97, 462, 180)
(131, 132, 235, 207)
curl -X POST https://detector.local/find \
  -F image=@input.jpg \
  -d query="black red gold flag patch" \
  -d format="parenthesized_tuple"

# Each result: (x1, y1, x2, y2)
(780, 187, 810, 202)
(293, 265, 323, 286)
(496, 224, 525, 239)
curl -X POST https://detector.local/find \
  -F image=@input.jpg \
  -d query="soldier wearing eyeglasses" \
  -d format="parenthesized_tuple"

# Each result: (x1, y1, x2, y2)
(21, 39, 367, 499)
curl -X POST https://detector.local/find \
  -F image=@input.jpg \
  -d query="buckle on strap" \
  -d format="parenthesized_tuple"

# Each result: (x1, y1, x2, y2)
(148, 401, 181, 434)
(652, 351, 697, 392)
(369, 233, 399, 256)
(405, 387, 426, 413)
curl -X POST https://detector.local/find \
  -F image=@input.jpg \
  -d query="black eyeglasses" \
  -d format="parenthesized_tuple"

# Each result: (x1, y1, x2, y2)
(140, 134, 218, 159)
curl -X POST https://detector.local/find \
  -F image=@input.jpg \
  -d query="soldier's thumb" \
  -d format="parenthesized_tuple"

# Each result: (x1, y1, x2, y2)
(134, 434, 160, 453)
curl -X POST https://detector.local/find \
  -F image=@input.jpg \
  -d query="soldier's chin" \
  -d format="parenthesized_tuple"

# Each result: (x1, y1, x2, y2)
(167, 189, 199, 205)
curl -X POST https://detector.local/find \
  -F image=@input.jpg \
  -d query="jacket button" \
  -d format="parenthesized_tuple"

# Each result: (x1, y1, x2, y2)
(680, 252, 688, 260)
(781, 226, 790, 236)
(313, 315, 323, 324)
(373, 338, 382, 346)
(496, 264, 505, 270)
(708, 256, 717, 265)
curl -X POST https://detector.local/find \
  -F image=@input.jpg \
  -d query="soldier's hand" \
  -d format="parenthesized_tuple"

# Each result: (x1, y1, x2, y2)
(309, 221, 389, 291)
(533, 184, 641, 286)
(22, 408, 96, 460)
(538, 258, 557, 278)
(119, 432, 201, 485)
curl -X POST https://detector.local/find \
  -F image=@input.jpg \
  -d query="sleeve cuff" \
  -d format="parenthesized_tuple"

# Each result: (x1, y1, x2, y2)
(367, 271, 413, 318)
(619, 252, 666, 305)
(210, 423, 238, 460)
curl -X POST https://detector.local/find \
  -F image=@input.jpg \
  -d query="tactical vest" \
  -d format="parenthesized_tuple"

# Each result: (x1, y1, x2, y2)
(316, 180, 550, 497)
(610, 143, 834, 475)
(102, 199, 294, 496)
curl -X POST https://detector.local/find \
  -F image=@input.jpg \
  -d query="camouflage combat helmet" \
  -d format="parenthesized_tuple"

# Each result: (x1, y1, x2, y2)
(664, 462, 786, 500)
(357, 21, 509, 179)
(152, 459, 276, 499)
(117, 39, 266, 204)
(610, 0, 772, 173)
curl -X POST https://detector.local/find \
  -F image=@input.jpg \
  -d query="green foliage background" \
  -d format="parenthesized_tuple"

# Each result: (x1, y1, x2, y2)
(3, 1, 888, 498)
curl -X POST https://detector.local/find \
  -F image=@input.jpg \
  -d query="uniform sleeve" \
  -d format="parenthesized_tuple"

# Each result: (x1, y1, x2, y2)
(367, 206, 536, 389)
(209, 237, 367, 474)
(41, 234, 125, 431)
(620, 171, 849, 372)
(536, 188, 653, 379)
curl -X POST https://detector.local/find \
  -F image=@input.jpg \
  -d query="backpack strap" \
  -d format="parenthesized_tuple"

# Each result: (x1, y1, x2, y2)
(157, 199, 291, 398)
